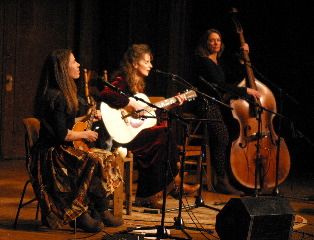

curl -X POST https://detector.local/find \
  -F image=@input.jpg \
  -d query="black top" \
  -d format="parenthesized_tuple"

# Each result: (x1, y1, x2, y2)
(37, 89, 76, 147)
(194, 56, 247, 101)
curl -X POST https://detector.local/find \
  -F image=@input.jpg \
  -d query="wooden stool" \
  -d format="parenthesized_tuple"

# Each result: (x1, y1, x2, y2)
(113, 153, 133, 217)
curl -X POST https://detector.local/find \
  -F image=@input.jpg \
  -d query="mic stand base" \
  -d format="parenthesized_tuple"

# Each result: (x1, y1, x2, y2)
(167, 210, 213, 238)
(194, 195, 221, 212)
(165, 195, 220, 211)
(272, 186, 280, 196)
(144, 225, 178, 239)
(167, 195, 220, 213)
(119, 225, 190, 240)
(170, 217, 193, 240)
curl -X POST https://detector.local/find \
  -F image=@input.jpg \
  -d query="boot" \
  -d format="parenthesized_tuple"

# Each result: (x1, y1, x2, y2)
(91, 196, 124, 227)
(101, 210, 124, 227)
(69, 212, 104, 233)
(134, 195, 163, 209)
(215, 175, 244, 196)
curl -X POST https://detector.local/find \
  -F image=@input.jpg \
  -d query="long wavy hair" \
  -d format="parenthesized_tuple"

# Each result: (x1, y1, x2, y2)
(117, 44, 153, 94)
(35, 49, 78, 115)
(195, 28, 225, 59)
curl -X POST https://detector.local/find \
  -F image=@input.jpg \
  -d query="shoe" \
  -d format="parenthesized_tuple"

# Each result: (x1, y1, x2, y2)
(101, 210, 124, 227)
(170, 184, 200, 199)
(69, 212, 104, 233)
(134, 198, 163, 209)
(215, 175, 244, 196)
(89, 198, 123, 227)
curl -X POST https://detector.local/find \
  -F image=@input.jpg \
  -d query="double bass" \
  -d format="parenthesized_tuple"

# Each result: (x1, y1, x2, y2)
(229, 9, 291, 190)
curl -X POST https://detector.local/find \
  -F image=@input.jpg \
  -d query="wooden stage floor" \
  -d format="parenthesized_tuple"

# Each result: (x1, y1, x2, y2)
(0, 159, 313, 240)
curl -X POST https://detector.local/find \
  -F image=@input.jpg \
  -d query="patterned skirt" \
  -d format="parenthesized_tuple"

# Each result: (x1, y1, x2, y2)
(30, 144, 122, 229)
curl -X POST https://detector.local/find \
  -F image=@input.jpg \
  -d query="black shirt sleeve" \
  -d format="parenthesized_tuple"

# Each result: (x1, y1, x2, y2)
(38, 91, 75, 146)
(51, 94, 72, 142)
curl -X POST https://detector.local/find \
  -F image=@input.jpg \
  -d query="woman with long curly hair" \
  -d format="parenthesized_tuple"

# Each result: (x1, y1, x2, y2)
(100, 44, 200, 209)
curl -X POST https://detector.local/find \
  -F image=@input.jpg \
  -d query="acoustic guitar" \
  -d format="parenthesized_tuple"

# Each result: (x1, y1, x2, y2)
(72, 105, 97, 151)
(100, 90, 197, 144)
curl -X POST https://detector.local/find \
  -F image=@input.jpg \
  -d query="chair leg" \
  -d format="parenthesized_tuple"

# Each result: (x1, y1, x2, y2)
(113, 156, 124, 218)
(35, 201, 40, 220)
(14, 180, 34, 229)
(196, 155, 202, 185)
(125, 160, 133, 215)
(74, 218, 77, 234)
(204, 144, 215, 191)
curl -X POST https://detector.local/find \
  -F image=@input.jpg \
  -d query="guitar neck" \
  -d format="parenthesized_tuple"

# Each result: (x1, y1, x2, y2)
(155, 97, 178, 108)
(140, 97, 178, 113)
(146, 91, 196, 111)
(86, 105, 97, 130)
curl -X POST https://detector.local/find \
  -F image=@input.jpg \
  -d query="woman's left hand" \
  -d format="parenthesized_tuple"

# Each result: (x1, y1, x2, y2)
(175, 93, 187, 106)
(247, 88, 261, 100)
(241, 43, 249, 53)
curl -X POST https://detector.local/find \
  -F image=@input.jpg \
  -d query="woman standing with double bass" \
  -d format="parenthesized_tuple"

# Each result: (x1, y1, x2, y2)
(193, 28, 261, 195)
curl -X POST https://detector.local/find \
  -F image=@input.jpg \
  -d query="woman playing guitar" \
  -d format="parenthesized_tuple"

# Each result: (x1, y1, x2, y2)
(99, 44, 200, 209)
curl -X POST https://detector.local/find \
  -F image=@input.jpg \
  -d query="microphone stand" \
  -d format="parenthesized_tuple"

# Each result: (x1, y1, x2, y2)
(247, 64, 314, 198)
(155, 71, 227, 233)
(154, 69, 232, 110)
(106, 79, 193, 239)
(247, 63, 299, 196)
(152, 70, 228, 237)
(239, 63, 284, 194)
(246, 64, 296, 195)
(273, 88, 284, 195)
(165, 110, 193, 239)
(253, 106, 264, 196)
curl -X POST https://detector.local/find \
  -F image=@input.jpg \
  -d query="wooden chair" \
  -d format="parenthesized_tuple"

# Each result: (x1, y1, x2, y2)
(13, 118, 40, 229)
(16, 117, 133, 229)
(178, 113, 215, 191)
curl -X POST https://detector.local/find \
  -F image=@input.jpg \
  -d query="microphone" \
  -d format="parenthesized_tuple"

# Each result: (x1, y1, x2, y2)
(153, 69, 177, 77)
(102, 80, 127, 96)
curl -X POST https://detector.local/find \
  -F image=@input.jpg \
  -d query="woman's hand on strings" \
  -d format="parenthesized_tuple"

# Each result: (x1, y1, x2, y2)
(247, 88, 261, 100)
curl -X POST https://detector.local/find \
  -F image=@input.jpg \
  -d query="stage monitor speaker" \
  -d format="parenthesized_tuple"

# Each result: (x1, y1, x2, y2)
(215, 196, 295, 240)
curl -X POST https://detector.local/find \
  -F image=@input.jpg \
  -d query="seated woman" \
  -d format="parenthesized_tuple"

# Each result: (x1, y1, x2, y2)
(99, 44, 200, 209)
(31, 49, 123, 232)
